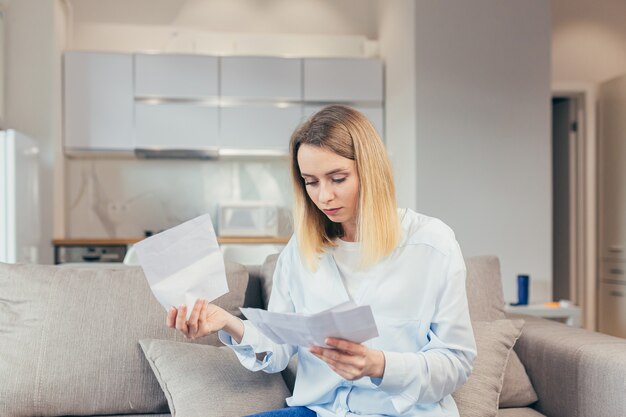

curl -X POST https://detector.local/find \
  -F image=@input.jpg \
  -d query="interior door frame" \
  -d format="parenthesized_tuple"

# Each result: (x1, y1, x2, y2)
(552, 82, 597, 331)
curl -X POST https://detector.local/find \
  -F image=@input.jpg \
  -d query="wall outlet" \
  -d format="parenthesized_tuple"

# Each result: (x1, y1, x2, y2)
(107, 202, 129, 214)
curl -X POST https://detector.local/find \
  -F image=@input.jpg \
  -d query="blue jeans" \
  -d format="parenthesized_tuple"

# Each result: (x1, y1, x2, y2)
(243, 406, 317, 417)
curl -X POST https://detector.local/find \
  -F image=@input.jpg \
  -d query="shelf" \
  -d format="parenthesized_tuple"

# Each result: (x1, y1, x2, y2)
(52, 236, 291, 246)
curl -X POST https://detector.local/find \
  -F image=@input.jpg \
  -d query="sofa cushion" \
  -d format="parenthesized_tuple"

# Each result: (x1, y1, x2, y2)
(139, 339, 290, 417)
(497, 408, 546, 417)
(259, 253, 279, 309)
(464, 256, 538, 408)
(452, 319, 524, 417)
(0, 261, 248, 417)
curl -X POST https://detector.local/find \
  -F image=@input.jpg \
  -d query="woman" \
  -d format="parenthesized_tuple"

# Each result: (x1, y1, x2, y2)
(167, 105, 477, 417)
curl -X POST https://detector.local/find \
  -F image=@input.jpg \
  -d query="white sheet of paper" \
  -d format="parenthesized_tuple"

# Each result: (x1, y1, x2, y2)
(240, 301, 379, 347)
(134, 213, 228, 320)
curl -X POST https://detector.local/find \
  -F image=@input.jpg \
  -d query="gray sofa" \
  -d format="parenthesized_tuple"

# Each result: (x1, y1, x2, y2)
(0, 255, 625, 417)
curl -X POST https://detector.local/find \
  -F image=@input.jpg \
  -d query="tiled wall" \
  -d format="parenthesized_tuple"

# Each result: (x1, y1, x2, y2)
(65, 158, 292, 238)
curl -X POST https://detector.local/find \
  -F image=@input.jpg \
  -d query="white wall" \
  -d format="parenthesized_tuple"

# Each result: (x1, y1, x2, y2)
(377, 0, 417, 210)
(70, 0, 378, 38)
(553, 0, 626, 84)
(3, 0, 65, 264)
(414, 0, 552, 303)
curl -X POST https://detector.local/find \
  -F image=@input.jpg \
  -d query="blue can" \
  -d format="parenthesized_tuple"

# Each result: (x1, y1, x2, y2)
(517, 274, 530, 305)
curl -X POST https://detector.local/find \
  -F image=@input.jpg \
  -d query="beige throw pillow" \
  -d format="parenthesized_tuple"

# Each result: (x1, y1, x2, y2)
(464, 256, 538, 407)
(453, 319, 524, 417)
(139, 339, 290, 417)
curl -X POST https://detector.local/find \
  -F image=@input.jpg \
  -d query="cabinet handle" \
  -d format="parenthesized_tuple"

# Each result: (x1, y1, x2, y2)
(609, 290, 624, 297)
(610, 268, 624, 275)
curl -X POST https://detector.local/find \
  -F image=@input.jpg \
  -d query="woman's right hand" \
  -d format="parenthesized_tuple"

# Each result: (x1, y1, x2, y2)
(166, 299, 244, 342)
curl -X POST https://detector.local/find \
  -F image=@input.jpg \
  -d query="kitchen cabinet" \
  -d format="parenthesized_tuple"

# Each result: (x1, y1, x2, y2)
(220, 105, 302, 153)
(64, 52, 133, 151)
(134, 54, 218, 99)
(599, 76, 626, 260)
(134, 103, 219, 150)
(63, 52, 386, 155)
(303, 58, 383, 103)
(598, 75, 626, 338)
(303, 105, 384, 139)
(134, 54, 219, 151)
(220, 57, 302, 100)
(598, 281, 626, 338)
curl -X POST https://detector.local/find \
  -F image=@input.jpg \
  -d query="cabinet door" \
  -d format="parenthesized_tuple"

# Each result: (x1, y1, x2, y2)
(303, 105, 384, 140)
(134, 103, 218, 149)
(602, 261, 626, 283)
(221, 57, 302, 100)
(64, 52, 133, 151)
(220, 105, 302, 153)
(598, 282, 626, 338)
(303, 58, 383, 102)
(598, 76, 626, 260)
(134, 54, 218, 99)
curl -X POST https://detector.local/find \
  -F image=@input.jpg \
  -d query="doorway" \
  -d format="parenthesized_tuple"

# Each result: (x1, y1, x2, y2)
(551, 87, 597, 330)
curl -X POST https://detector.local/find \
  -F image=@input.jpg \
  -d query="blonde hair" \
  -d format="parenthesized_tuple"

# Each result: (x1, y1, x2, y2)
(289, 105, 401, 271)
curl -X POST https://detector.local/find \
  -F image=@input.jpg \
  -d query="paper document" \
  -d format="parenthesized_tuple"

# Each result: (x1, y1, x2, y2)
(134, 213, 229, 320)
(240, 301, 379, 347)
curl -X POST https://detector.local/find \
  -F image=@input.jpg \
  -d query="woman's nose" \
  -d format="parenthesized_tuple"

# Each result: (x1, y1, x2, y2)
(318, 182, 334, 203)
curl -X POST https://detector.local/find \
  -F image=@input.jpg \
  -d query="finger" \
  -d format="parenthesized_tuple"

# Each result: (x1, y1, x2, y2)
(313, 353, 360, 380)
(325, 338, 367, 356)
(312, 347, 362, 368)
(176, 304, 189, 336)
(166, 306, 177, 328)
(187, 299, 204, 338)
(197, 300, 212, 334)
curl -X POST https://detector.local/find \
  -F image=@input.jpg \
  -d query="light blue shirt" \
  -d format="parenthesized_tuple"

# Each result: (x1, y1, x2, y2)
(219, 209, 477, 417)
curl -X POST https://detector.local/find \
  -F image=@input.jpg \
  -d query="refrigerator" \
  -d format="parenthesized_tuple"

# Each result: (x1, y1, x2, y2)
(0, 130, 40, 263)
(598, 75, 626, 338)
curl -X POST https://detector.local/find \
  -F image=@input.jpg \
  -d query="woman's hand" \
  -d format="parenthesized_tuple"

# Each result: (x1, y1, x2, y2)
(166, 299, 244, 342)
(309, 337, 386, 381)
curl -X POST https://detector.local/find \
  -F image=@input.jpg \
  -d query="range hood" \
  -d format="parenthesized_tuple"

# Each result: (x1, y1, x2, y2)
(134, 147, 219, 160)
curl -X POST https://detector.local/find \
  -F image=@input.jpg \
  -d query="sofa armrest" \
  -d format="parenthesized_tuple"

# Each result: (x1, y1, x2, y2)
(507, 313, 626, 417)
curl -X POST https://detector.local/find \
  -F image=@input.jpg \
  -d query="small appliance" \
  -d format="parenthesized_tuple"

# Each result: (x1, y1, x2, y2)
(217, 201, 279, 237)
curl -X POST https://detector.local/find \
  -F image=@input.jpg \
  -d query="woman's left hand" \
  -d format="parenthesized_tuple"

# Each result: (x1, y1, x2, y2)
(309, 338, 385, 381)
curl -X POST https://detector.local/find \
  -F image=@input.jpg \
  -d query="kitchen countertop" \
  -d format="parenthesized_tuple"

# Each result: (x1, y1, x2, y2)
(52, 236, 291, 245)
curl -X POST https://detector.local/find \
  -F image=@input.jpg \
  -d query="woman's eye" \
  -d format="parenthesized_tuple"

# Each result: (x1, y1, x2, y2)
(304, 181, 318, 186)
(332, 178, 346, 184)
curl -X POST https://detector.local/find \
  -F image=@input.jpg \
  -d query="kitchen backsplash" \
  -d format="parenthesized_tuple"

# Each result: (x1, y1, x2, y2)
(66, 158, 293, 238)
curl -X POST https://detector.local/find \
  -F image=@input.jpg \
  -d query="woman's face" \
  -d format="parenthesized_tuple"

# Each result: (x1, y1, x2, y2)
(297, 144, 360, 228)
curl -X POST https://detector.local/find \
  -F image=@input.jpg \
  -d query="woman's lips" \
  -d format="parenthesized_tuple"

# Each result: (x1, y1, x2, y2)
(323, 208, 341, 216)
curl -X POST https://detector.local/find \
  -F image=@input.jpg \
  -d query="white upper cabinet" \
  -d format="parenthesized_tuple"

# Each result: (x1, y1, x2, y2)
(64, 52, 133, 151)
(134, 54, 218, 99)
(134, 103, 219, 150)
(221, 57, 302, 100)
(220, 105, 302, 152)
(303, 58, 383, 103)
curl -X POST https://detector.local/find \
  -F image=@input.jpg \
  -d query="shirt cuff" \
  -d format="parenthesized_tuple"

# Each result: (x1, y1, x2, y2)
(375, 351, 420, 395)
(218, 321, 271, 370)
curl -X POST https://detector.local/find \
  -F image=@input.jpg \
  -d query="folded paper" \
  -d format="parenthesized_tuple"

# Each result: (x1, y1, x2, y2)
(240, 301, 379, 347)
(134, 213, 229, 320)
